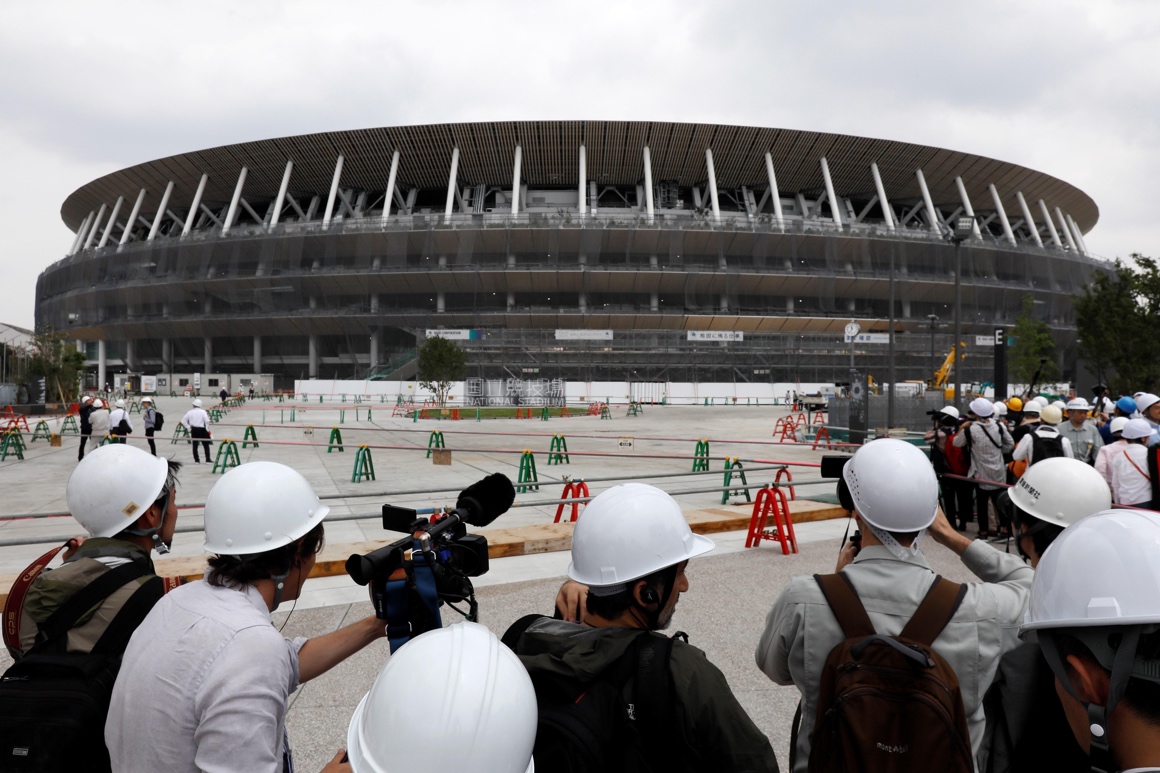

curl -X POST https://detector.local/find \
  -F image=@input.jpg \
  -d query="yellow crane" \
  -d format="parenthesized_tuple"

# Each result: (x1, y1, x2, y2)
(930, 343, 967, 399)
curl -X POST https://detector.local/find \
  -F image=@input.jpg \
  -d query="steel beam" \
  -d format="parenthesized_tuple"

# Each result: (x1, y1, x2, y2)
(643, 145, 654, 222)
(511, 144, 522, 216)
(870, 162, 894, 230)
(1054, 206, 1078, 251)
(222, 168, 247, 236)
(120, 188, 147, 245)
(183, 174, 209, 236)
(323, 155, 344, 228)
(381, 150, 400, 225)
(148, 181, 175, 241)
(270, 160, 293, 229)
(97, 196, 124, 249)
(705, 148, 721, 222)
(84, 204, 107, 249)
(820, 157, 842, 227)
(989, 184, 1017, 246)
(578, 145, 587, 216)
(914, 169, 939, 233)
(953, 176, 982, 238)
(1015, 191, 1042, 247)
(444, 147, 460, 224)
(764, 153, 784, 228)
(1038, 199, 1062, 246)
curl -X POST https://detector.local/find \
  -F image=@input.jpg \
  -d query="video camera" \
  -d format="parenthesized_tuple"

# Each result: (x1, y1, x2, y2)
(822, 455, 861, 554)
(346, 473, 516, 652)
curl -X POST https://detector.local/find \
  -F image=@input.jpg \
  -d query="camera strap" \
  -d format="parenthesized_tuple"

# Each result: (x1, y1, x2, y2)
(384, 539, 442, 653)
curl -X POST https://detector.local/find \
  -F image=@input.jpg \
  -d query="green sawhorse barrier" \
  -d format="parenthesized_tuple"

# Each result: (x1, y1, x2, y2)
(171, 423, 190, 445)
(548, 434, 570, 465)
(517, 450, 540, 493)
(98, 434, 116, 447)
(721, 457, 752, 505)
(626, 402, 642, 417)
(0, 430, 26, 461)
(540, 406, 551, 421)
(30, 420, 52, 443)
(60, 415, 80, 435)
(692, 439, 710, 472)
(426, 431, 445, 458)
(352, 445, 376, 482)
(128, 400, 142, 414)
(243, 424, 259, 449)
(212, 440, 242, 474)
(600, 404, 612, 420)
(328, 427, 344, 453)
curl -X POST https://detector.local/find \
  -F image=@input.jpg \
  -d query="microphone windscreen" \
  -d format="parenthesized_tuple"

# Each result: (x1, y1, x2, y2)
(456, 473, 516, 526)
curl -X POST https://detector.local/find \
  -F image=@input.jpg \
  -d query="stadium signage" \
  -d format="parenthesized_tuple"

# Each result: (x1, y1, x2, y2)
(845, 333, 890, 344)
(426, 329, 480, 340)
(687, 331, 743, 341)
(555, 330, 613, 340)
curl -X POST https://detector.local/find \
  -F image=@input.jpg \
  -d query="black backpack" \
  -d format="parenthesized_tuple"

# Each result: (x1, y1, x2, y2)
(0, 562, 162, 772)
(503, 615, 683, 773)
(1030, 432, 1065, 465)
(151, 409, 164, 432)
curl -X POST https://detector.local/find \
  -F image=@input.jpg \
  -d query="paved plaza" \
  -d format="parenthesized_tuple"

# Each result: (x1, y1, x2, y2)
(0, 399, 998, 770)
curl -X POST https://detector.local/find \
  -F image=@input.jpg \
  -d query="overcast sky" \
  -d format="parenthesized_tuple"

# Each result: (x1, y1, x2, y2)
(2, 0, 1157, 330)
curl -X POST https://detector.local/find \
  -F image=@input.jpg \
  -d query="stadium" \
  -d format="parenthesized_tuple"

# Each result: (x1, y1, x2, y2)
(36, 120, 1101, 393)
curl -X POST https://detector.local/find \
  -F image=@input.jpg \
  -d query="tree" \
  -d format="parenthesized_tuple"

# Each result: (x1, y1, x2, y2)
(417, 335, 467, 406)
(1009, 294, 1059, 389)
(1074, 254, 1160, 395)
(26, 328, 87, 404)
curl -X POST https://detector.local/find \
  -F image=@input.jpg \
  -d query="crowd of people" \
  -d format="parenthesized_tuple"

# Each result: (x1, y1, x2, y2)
(4, 387, 1160, 772)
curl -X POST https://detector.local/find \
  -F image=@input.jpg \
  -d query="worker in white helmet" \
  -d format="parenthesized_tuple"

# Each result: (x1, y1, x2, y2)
(179, 398, 212, 463)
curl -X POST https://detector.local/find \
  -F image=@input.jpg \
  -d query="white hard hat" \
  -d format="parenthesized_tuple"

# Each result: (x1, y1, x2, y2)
(938, 406, 960, 419)
(1121, 418, 1153, 440)
(1051, 400, 1067, 411)
(81, 395, 93, 403)
(969, 397, 993, 417)
(66, 445, 169, 538)
(1009, 458, 1112, 530)
(202, 462, 330, 554)
(1034, 396, 1050, 408)
(346, 622, 537, 773)
(1065, 397, 1089, 411)
(1022, 401, 1042, 415)
(192, 398, 203, 408)
(567, 483, 714, 588)
(141, 396, 153, 403)
(1136, 393, 1160, 413)
(1110, 417, 1130, 434)
(843, 438, 939, 532)
(1022, 509, 1160, 634)
(1039, 405, 1063, 425)
(992, 401, 1007, 417)
(115, 399, 125, 408)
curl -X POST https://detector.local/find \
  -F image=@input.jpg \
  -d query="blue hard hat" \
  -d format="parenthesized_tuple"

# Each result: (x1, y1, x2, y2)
(1116, 396, 1138, 414)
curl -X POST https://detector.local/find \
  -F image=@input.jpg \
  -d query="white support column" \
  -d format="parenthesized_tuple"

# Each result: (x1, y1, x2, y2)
(1067, 214, 1089, 255)
(322, 155, 344, 228)
(84, 204, 107, 249)
(578, 144, 587, 215)
(222, 167, 248, 236)
(253, 335, 262, 373)
(70, 211, 94, 254)
(509, 144, 522, 216)
(870, 162, 895, 230)
(953, 176, 982, 238)
(764, 152, 784, 228)
(1055, 207, 1078, 251)
(989, 184, 1017, 246)
(119, 188, 148, 245)
(125, 340, 136, 371)
(642, 145, 655, 222)
(1015, 191, 1043, 247)
(204, 337, 213, 374)
(183, 174, 209, 236)
(705, 148, 721, 222)
(1038, 199, 1062, 246)
(97, 340, 107, 390)
(308, 335, 318, 378)
(148, 181, 174, 241)
(820, 157, 842, 227)
(437, 292, 446, 313)
(162, 338, 173, 374)
(269, 160, 293, 229)
(444, 147, 460, 224)
(914, 169, 939, 233)
(97, 197, 124, 249)
(380, 150, 400, 226)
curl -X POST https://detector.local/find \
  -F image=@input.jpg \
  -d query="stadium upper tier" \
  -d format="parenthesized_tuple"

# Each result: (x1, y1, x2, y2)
(38, 121, 1102, 384)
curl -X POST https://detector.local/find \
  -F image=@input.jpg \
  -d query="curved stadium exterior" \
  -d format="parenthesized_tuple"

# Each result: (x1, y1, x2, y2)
(38, 121, 1100, 390)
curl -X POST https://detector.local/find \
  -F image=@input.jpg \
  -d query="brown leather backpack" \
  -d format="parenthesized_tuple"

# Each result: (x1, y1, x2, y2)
(807, 573, 974, 773)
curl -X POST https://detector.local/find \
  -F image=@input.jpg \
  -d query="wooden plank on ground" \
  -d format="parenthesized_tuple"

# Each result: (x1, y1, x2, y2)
(0, 498, 848, 603)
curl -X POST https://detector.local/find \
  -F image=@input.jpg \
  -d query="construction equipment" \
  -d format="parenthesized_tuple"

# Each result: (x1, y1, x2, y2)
(929, 343, 967, 399)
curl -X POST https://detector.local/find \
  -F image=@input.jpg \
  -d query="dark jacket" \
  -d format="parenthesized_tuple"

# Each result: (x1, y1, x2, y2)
(79, 403, 95, 434)
(513, 618, 780, 773)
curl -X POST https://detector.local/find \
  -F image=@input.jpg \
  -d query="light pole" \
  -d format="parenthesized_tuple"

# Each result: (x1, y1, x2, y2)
(927, 314, 938, 383)
(949, 216, 975, 410)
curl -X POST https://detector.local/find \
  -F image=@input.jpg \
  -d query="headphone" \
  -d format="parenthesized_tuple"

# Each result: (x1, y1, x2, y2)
(639, 586, 659, 605)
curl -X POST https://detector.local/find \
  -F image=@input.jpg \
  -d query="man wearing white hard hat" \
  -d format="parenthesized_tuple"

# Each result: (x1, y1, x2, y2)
(179, 397, 213, 463)
(141, 396, 159, 456)
(1136, 392, 1160, 447)
(347, 623, 538, 773)
(758, 439, 1032, 770)
(1058, 397, 1102, 465)
(77, 394, 96, 460)
(508, 483, 779, 772)
(1110, 418, 1155, 508)
(979, 458, 1113, 773)
(954, 397, 1015, 540)
(924, 405, 973, 530)
(1012, 404, 1073, 474)
(108, 398, 133, 444)
(1094, 416, 1131, 487)
(107, 462, 387, 773)
(1019, 509, 1160, 772)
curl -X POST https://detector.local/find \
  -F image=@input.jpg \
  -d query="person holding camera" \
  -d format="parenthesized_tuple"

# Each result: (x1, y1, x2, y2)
(106, 461, 386, 773)
(954, 397, 1015, 540)
(756, 439, 1032, 771)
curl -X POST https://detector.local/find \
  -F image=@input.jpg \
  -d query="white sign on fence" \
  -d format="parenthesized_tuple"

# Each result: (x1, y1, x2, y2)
(426, 329, 476, 340)
(555, 329, 613, 340)
(844, 333, 890, 344)
(688, 331, 744, 341)
(975, 335, 996, 347)
(618, 436, 635, 449)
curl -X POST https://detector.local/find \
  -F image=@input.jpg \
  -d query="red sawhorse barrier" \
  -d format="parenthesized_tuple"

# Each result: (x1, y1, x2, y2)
(745, 486, 799, 554)
(553, 480, 591, 523)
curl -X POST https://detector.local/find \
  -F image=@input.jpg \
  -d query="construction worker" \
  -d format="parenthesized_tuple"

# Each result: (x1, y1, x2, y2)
(180, 398, 212, 463)
(1099, 395, 1137, 444)
(1095, 416, 1131, 487)
(1013, 404, 1073, 469)
(980, 458, 1112, 773)
(77, 394, 95, 461)
(346, 623, 537, 773)
(106, 461, 386, 773)
(1110, 418, 1154, 508)
(758, 439, 1032, 769)
(1019, 509, 1160, 773)
(108, 399, 133, 444)
(992, 400, 1010, 431)
(1136, 393, 1160, 446)
(1058, 397, 1102, 464)
(954, 397, 1014, 540)
(925, 406, 973, 530)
